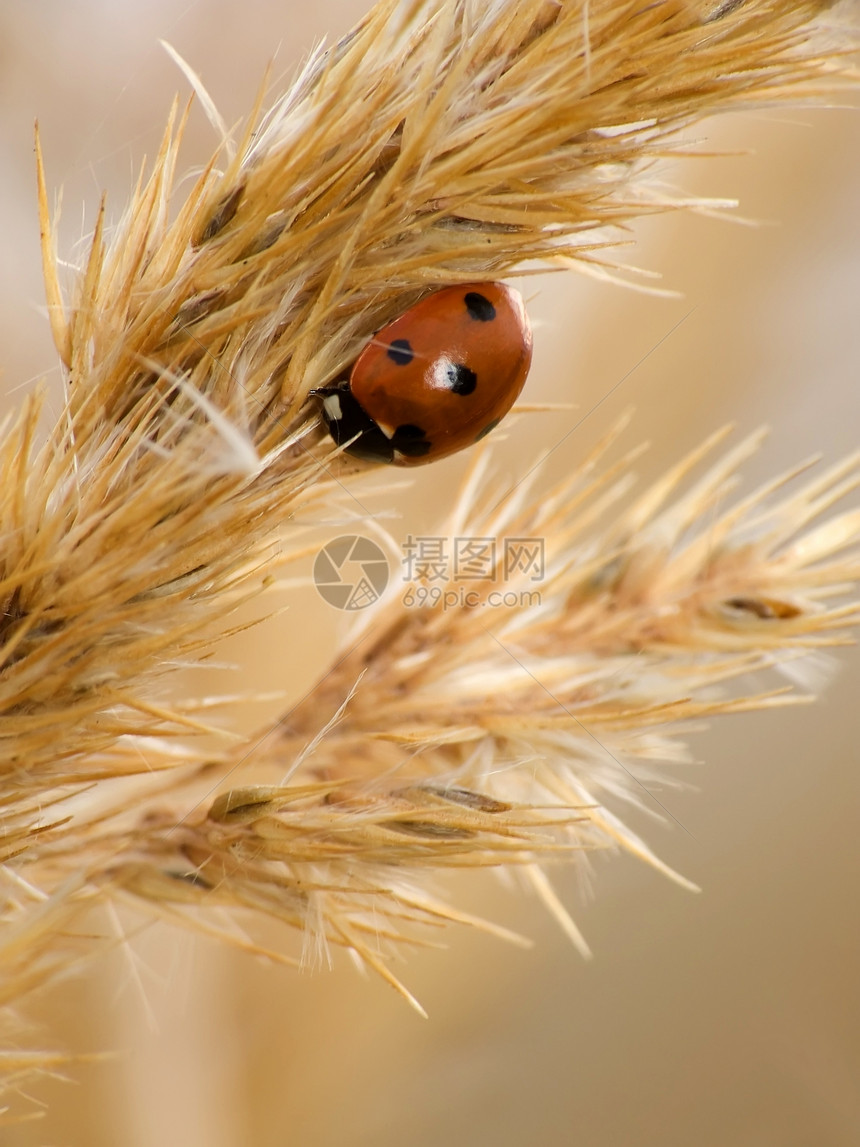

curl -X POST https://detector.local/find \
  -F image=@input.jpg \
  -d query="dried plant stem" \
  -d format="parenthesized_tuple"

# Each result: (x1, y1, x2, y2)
(0, 0, 858, 1119)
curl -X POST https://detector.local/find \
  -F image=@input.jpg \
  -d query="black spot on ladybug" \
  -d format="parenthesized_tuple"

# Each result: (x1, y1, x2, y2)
(475, 417, 501, 441)
(464, 291, 496, 322)
(392, 424, 432, 457)
(446, 362, 477, 396)
(386, 339, 414, 366)
(349, 427, 397, 462)
(397, 440, 433, 457)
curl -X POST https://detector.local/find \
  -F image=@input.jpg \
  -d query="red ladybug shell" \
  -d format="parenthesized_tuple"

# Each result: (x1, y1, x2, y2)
(341, 282, 532, 465)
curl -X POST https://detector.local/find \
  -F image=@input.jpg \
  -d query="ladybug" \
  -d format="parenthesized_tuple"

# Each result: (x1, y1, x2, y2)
(313, 282, 532, 465)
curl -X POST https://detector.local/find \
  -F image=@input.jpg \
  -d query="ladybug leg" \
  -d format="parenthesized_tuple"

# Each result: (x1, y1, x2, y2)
(311, 384, 396, 463)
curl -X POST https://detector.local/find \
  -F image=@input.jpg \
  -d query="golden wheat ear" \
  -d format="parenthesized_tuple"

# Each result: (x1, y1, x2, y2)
(1, 0, 858, 1119)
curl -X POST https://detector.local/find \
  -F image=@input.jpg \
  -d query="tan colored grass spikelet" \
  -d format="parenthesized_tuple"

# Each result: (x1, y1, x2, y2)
(1, 0, 859, 1118)
(111, 425, 860, 996)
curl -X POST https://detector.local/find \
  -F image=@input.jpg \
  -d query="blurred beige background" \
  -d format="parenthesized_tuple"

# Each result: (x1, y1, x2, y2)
(2, 1, 859, 1144)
